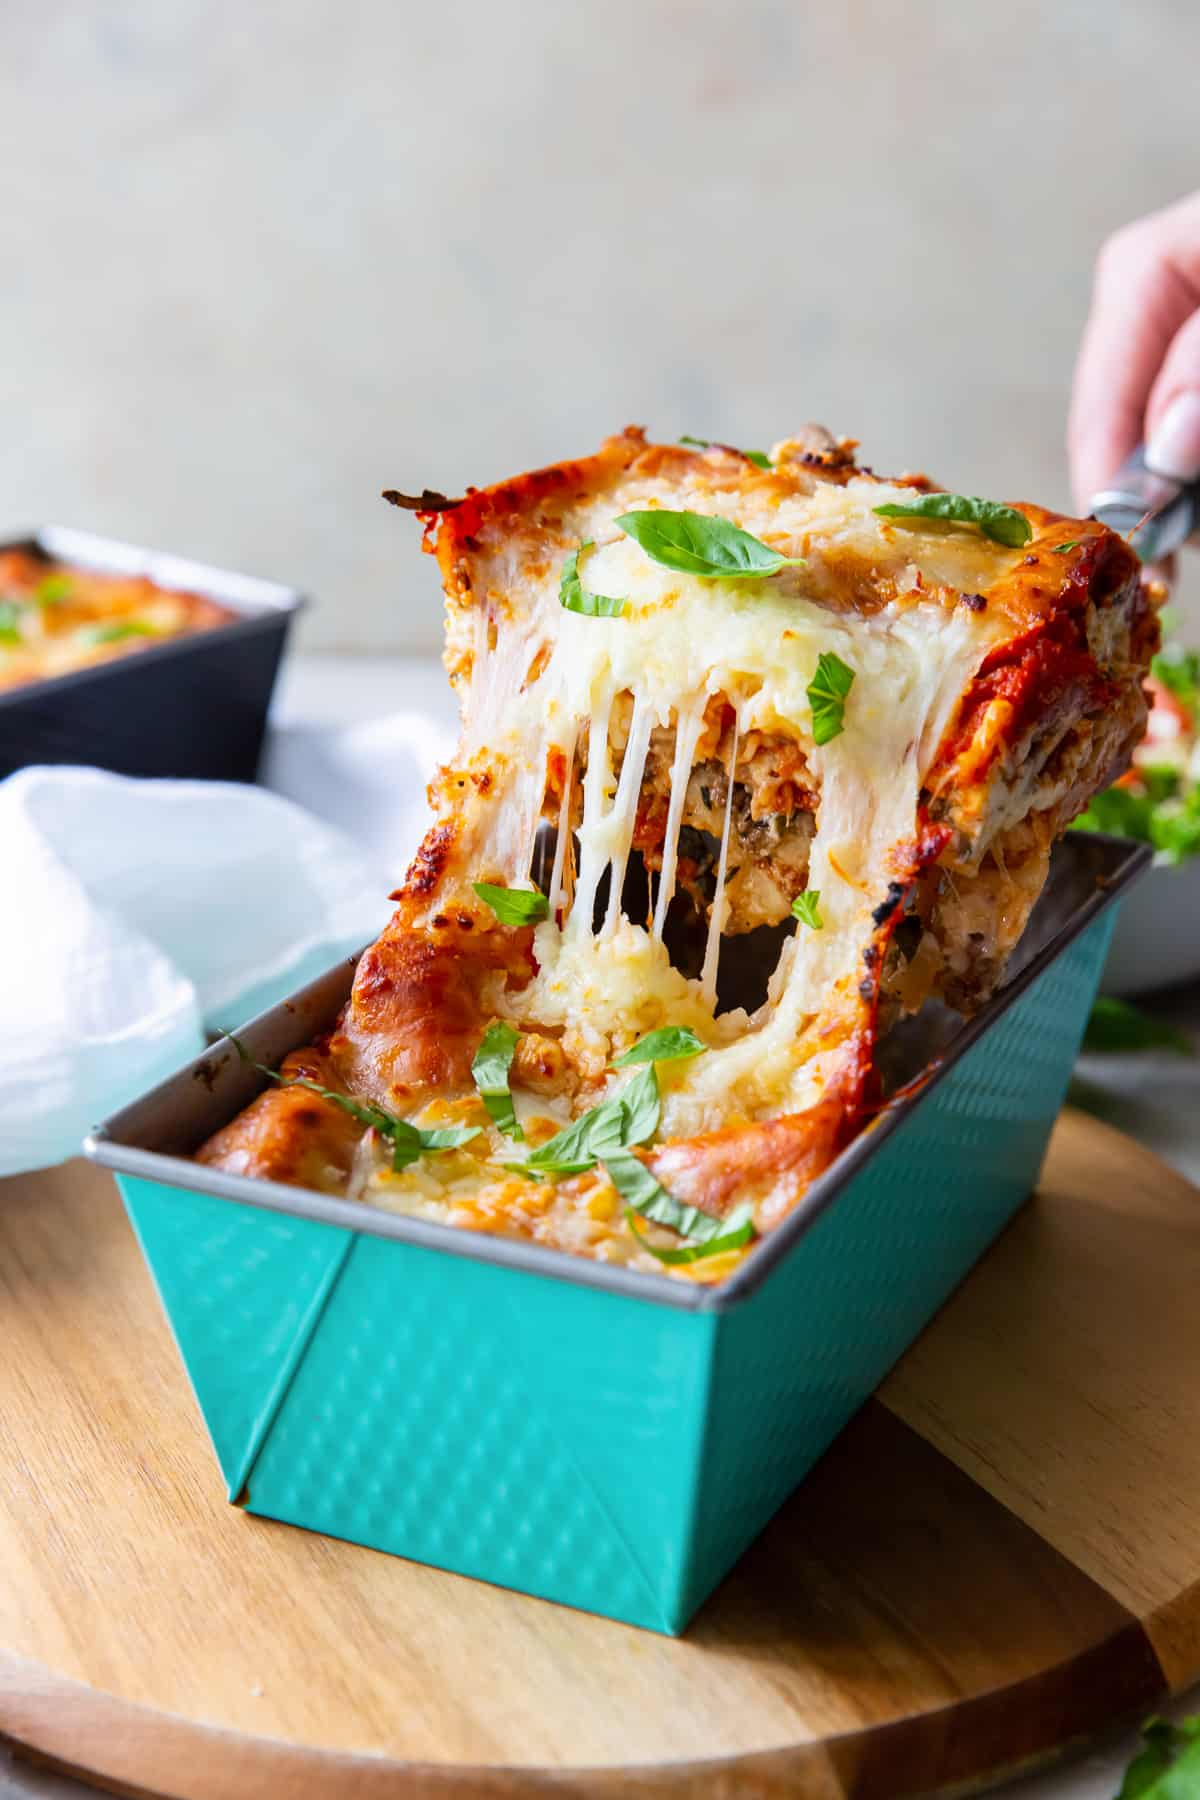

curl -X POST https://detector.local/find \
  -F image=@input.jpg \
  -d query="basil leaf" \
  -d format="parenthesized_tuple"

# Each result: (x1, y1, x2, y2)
(415, 1125, 483, 1150)
(559, 543, 627, 619)
(473, 881, 550, 925)
(1082, 997, 1193, 1056)
(471, 1020, 524, 1140)
(873, 492, 1031, 548)
(615, 1063, 661, 1144)
(219, 1029, 480, 1167)
(1117, 1716, 1200, 1799)
(791, 889, 823, 929)
(0, 601, 23, 645)
(389, 1120, 480, 1170)
(525, 1065, 660, 1175)
(626, 1200, 757, 1264)
(524, 1098, 625, 1176)
(1052, 540, 1079, 554)
(35, 573, 72, 605)
(222, 1029, 403, 1132)
(81, 619, 156, 646)
(602, 1150, 677, 1221)
(613, 1026, 706, 1066)
(806, 651, 856, 746)
(615, 510, 804, 580)
(608, 1152, 742, 1241)
(679, 435, 772, 471)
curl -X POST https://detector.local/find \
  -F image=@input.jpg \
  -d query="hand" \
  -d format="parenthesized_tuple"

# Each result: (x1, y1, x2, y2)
(1069, 191, 1200, 518)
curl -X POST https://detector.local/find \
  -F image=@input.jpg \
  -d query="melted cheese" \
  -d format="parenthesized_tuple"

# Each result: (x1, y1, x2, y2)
(437, 479, 1013, 1143)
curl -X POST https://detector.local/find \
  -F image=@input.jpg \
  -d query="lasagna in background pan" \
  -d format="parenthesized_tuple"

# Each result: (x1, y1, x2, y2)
(199, 428, 1156, 1279)
(0, 549, 236, 691)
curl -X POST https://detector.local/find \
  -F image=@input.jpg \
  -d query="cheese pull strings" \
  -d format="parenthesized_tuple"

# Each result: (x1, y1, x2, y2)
(548, 725, 578, 917)
(700, 707, 740, 1006)
(652, 695, 707, 942)
(602, 695, 654, 935)
(568, 686, 615, 937)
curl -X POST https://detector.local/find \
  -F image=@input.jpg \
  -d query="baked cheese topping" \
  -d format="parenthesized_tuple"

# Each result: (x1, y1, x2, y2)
(197, 430, 1151, 1280)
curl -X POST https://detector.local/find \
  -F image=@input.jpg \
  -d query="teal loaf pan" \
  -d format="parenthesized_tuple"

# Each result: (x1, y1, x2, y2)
(86, 834, 1148, 1635)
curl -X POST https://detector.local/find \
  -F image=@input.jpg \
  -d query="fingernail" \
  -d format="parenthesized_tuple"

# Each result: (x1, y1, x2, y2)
(1147, 392, 1200, 481)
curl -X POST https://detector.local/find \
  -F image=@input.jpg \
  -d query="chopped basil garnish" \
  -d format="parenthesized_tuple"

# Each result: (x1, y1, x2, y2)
(679, 435, 772, 471)
(392, 1121, 484, 1171)
(559, 543, 627, 618)
(613, 1026, 707, 1066)
(522, 1064, 660, 1177)
(791, 890, 823, 929)
(1052, 540, 1079, 553)
(873, 492, 1032, 548)
(81, 619, 157, 645)
(626, 1200, 756, 1263)
(0, 601, 22, 645)
(471, 1020, 523, 1140)
(35, 573, 72, 606)
(615, 510, 804, 580)
(472, 881, 550, 925)
(220, 1028, 479, 1171)
(806, 651, 856, 746)
(606, 1128, 752, 1235)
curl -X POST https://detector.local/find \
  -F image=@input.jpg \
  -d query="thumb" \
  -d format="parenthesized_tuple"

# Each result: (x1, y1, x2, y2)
(1145, 308, 1200, 481)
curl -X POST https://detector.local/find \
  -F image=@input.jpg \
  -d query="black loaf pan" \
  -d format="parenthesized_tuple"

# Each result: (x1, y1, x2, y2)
(0, 526, 306, 782)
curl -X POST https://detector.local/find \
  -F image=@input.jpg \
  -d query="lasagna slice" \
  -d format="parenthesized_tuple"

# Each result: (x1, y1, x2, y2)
(199, 428, 1154, 1279)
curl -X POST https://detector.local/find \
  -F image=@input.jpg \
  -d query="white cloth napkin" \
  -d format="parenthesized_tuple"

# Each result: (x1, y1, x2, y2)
(0, 721, 449, 1175)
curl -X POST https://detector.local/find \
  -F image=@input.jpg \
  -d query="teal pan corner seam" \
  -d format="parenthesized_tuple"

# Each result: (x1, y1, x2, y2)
(225, 1230, 359, 1503)
(493, 1281, 697, 1634)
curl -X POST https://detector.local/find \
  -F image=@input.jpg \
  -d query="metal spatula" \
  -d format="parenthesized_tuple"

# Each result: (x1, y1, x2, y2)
(1090, 444, 1200, 561)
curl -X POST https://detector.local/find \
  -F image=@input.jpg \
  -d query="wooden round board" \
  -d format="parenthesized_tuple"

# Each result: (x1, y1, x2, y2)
(2, 1110, 1199, 1800)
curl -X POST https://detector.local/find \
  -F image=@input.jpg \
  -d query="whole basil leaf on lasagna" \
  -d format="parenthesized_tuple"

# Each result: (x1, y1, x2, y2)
(471, 1020, 524, 1140)
(872, 492, 1032, 548)
(679, 435, 772, 470)
(559, 543, 627, 618)
(615, 510, 805, 580)
(613, 1026, 706, 1066)
(472, 881, 550, 925)
(626, 1199, 757, 1263)
(806, 651, 856, 746)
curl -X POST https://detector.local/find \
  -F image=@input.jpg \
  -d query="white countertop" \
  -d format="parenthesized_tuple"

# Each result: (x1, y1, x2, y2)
(6, 653, 1197, 1800)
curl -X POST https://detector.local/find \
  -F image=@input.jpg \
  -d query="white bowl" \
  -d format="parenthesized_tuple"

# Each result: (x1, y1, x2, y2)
(1101, 853, 1200, 995)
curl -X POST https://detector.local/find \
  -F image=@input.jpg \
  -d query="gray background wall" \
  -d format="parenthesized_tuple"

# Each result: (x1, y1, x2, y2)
(4, 0, 1198, 652)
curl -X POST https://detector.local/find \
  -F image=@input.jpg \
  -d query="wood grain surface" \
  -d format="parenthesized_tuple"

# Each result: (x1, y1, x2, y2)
(0, 1110, 1197, 1800)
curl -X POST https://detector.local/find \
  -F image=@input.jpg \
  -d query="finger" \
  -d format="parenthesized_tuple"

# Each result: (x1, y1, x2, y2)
(1145, 307, 1200, 482)
(1068, 222, 1199, 510)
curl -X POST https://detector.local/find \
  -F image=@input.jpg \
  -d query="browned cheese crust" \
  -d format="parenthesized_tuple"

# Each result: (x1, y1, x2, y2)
(198, 429, 1153, 1275)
